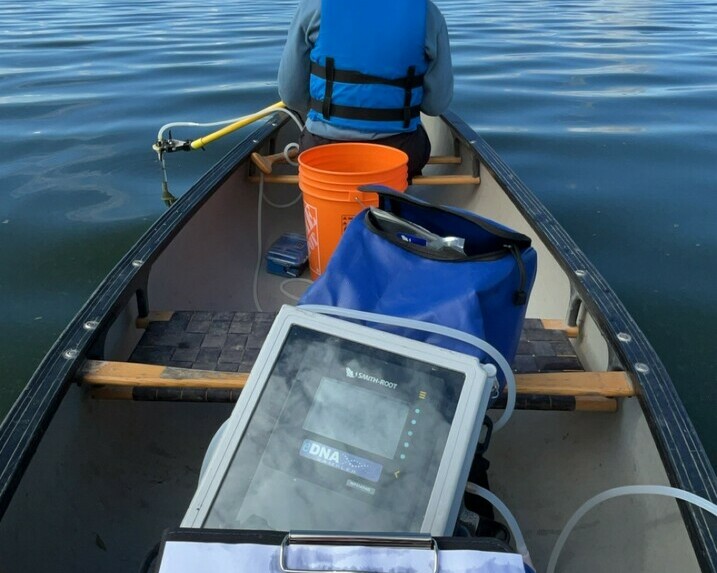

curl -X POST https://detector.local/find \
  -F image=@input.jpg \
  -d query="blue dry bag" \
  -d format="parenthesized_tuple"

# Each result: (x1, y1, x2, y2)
(299, 186, 537, 393)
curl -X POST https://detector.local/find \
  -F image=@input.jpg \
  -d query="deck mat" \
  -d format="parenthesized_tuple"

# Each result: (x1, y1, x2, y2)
(129, 312, 584, 375)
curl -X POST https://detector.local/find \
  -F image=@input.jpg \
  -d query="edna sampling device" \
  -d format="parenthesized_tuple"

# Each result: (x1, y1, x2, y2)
(183, 306, 493, 534)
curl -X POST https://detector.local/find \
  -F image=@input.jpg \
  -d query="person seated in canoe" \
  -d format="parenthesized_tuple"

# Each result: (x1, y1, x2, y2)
(278, 0, 454, 179)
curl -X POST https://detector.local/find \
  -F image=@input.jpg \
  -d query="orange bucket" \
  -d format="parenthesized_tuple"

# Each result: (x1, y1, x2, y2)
(298, 142, 408, 279)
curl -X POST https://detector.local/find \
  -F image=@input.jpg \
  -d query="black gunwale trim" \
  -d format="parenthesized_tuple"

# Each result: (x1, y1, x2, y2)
(440, 111, 717, 571)
(0, 116, 284, 520)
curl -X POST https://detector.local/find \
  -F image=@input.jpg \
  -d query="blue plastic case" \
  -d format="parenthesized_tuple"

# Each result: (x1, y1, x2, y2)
(266, 233, 309, 278)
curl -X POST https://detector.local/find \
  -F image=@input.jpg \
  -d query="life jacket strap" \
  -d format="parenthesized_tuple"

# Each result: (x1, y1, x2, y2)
(403, 66, 416, 128)
(322, 57, 336, 119)
(310, 61, 425, 89)
(310, 99, 421, 123)
(312, 60, 423, 126)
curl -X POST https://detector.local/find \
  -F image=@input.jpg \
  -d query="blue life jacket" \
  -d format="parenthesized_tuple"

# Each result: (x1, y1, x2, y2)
(308, 0, 428, 134)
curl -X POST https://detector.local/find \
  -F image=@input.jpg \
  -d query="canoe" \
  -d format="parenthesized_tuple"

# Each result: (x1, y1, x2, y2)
(0, 111, 714, 573)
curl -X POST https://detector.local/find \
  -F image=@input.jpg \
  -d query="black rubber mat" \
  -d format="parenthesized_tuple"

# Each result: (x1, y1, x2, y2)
(129, 312, 583, 375)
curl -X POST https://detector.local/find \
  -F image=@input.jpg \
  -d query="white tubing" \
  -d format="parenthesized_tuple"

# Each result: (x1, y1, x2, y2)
(465, 482, 533, 568)
(284, 142, 300, 167)
(261, 178, 303, 209)
(157, 107, 305, 143)
(158, 118, 240, 141)
(270, 107, 305, 132)
(547, 485, 717, 573)
(253, 170, 306, 311)
(280, 278, 313, 302)
(298, 304, 516, 432)
(253, 173, 266, 312)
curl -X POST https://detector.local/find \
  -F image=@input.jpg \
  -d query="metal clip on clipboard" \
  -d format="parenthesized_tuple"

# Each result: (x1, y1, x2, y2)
(279, 532, 439, 573)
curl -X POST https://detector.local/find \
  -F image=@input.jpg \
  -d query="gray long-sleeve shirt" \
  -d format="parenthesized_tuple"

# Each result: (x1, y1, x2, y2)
(278, 0, 453, 140)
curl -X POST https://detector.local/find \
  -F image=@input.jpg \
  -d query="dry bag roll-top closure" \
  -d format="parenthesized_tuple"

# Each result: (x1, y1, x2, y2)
(299, 186, 538, 388)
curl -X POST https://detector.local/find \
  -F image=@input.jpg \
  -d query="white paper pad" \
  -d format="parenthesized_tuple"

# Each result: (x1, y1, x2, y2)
(158, 541, 525, 573)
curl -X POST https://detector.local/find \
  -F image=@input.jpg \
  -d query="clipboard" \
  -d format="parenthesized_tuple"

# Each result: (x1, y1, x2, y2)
(155, 529, 526, 573)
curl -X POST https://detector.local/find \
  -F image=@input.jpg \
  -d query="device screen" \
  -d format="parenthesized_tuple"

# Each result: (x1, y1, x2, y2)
(303, 377, 409, 459)
(204, 325, 464, 532)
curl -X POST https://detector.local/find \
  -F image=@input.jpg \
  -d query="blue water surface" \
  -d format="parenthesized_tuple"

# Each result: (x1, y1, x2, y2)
(0, 0, 715, 462)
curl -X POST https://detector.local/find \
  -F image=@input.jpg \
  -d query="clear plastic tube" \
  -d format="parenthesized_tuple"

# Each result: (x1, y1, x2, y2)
(157, 107, 304, 142)
(284, 142, 300, 167)
(465, 481, 533, 568)
(253, 173, 266, 312)
(280, 278, 313, 301)
(298, 304, 516, 432)
(547, 485, 717, 573)
(254, 171, 306, 311)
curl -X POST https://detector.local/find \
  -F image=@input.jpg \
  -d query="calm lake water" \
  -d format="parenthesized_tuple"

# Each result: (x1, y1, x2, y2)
(1, 0, 715, 464)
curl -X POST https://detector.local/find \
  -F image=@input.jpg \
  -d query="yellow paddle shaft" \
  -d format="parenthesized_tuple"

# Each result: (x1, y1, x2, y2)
(190, 101, 286, 150)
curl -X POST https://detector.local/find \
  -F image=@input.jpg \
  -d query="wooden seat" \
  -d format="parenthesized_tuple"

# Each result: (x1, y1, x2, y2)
(81, 360, 250, 389)
(93, 310, 629, 411)
(80, 359, 634, 412)
(248, 151, 478, 186)
(247, 174, 481, 186)
(251, 147, 463, 175)
(515, 371, 632, 397)
(250, 151, 463, 176)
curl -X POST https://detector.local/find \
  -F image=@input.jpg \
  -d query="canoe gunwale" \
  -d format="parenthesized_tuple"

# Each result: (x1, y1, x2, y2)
(0, 115, 284, 521)
(441, 111, 717, 571)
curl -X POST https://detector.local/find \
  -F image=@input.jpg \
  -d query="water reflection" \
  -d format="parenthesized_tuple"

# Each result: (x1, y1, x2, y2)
(0, 0, 715, 465)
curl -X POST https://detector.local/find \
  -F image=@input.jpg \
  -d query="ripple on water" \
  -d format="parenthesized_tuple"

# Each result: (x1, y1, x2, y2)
(0, 0, 716, 464)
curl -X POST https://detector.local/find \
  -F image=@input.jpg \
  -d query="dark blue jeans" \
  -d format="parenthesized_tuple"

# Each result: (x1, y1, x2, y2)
(299, 124, 432, 180)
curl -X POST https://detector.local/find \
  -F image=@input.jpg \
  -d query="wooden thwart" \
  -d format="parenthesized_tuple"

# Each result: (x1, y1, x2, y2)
(81, 360, 634, 400)
(574, 396, 619, 413)
(136, 310, 174, 329)
(411, 174, 481, 185)
(427, 155, 463, 165)
(514, 371, 633, 397)
(80, 360, 249, 389)
(540, 319, 579, 338)
(250, 151, 462, 175)
(247, 174, 480, 186)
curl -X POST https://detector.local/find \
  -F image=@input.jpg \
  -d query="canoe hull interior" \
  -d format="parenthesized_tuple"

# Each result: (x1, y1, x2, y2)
(0, 385, 231, 571)
(0, 379, 698, 572)
(0, 114, 712, 572)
